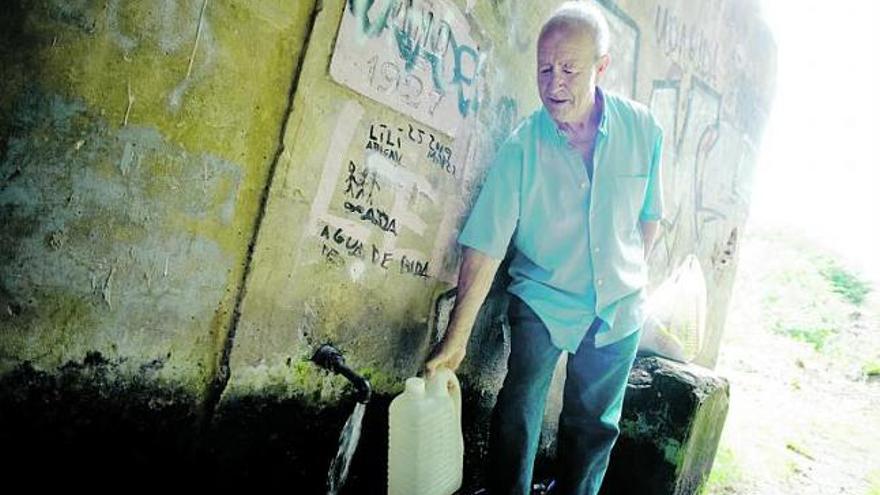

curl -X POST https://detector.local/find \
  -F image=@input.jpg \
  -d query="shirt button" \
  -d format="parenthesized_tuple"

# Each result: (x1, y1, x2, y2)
(594, 247, 600, 253)
(580, 181, 587, 189)
(596, 278, 604, 286)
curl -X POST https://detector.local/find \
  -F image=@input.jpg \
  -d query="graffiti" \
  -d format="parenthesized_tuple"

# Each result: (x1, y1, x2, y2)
(598, 2, 640, 99)
(653, 5, 720, 85)
(649, 81, 680, 145)
(400, 254, 429, 278)
(330, 0, 483, 135)
(681, 79, 723, 245)
(648, 81, 679, 267)
(349, 0, 482, 115)
(372, 244, 395, 269)
(405, 123, 455, 175)
(365, 56, 446, 115)
(367, 123, 403, 164)
(320, 224, 365, 262)
(304, 101, 456, 281)
(427, 139, 453, 174)
(648, 77, 722, 257)
(649, 74, 756, 281)
(318, 223, 428, 278)
(340, 158, 412, 237)
(647, 77, 721, 266)
(365, 121, 456, 177)
(344, 160, 381, 203)
(343, 201, 399, 235)
(640, 0, 772, 367)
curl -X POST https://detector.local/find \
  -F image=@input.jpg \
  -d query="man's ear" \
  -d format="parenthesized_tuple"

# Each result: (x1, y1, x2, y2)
(596, 53, 611, 77)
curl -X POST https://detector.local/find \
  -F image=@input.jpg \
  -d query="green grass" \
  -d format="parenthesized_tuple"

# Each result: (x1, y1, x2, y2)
(868, 469, 880, 495)
(819, 259, 872, 306)
(703, 446, 744, 494)
(785, 441, 815, 460)
(863, 360, 880, 378)
(761, 251, 874, 351)
(774, 325, 835, 351)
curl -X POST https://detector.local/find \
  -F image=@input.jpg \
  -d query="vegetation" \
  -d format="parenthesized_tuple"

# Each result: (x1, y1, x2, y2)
(863, 360, 880, 379)
(774, 325, 834, 351)
(762, 252, 873, 352)
(703, 446, 744, 493)
(869, 469, 880, 495)
(707, 226, 880, 494)
(819, 258, 872, 306)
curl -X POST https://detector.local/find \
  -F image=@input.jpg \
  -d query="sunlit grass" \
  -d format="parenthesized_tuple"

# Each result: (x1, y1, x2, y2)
(774, 325, 834, 351)
(756, 239, 874, 352)
(869, 469, 880, 495)
(763, 255, 847, 351)
(819, 258, 872, 306)
(863, 360, 880, 379)
(703, 446, 744, 494)
(711, 225, 880, 494)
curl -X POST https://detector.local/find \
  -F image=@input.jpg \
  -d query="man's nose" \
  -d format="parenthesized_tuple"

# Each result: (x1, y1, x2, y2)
(550, 69, 566, 90)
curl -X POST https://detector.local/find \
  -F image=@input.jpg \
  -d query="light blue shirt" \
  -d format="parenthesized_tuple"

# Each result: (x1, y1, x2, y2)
(458, 88, 664, 352)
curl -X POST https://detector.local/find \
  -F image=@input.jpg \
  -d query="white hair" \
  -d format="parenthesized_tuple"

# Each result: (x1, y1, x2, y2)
(540, 1, 611, 58)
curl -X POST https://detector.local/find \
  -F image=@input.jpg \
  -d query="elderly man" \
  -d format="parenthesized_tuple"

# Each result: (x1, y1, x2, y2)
(425, 2, 664, 494)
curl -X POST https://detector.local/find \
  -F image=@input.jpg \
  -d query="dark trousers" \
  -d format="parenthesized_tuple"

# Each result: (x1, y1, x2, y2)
(487, 296, 641, 495)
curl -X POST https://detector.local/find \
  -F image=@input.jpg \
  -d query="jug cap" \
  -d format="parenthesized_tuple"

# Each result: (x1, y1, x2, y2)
(405, 377, 426, 395)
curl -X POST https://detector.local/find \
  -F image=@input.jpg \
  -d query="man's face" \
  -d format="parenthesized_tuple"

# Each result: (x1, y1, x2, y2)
(537, 23, 604, 126)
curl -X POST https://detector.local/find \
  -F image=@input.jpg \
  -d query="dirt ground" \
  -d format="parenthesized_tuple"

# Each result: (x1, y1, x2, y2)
(704, 226, 880, 495)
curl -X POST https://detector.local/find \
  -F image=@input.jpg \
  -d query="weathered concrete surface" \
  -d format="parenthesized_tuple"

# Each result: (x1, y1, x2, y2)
(220, 0, 776, 414)
(0, 0, 317, 478)
(215, 0, 771, 490)
(1, 0, 316, 402)
(0, 0, 774, 491)
(603, 357, 731, 494)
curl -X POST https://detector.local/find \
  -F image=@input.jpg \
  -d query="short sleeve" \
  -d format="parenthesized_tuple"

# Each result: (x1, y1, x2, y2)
(457, 139, 522, 259)
(639, 128, 665, 222)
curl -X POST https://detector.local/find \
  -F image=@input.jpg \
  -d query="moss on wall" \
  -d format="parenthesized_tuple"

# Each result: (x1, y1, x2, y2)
(1, 0, 772, 489)
(1, 0, 317, 399)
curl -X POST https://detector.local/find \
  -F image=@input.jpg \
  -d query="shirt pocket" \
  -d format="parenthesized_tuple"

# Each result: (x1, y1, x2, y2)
(612, 174, 648, 232)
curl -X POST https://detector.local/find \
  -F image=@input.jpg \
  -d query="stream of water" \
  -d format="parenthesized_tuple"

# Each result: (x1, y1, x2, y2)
(327, 402, 367, 495)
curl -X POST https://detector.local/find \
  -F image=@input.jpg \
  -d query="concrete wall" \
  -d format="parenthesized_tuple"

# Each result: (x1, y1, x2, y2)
(220, 0, 775, 397)
(0, 0, 774, 488)
(0, 0, 317, 456)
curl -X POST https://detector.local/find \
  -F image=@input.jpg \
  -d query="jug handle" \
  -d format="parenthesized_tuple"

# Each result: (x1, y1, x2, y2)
(431, 367, 462, 423)
(433, 368, 465, 459)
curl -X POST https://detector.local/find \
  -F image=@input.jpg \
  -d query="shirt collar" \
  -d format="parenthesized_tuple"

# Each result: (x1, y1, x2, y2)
(596, 86, 608, 136)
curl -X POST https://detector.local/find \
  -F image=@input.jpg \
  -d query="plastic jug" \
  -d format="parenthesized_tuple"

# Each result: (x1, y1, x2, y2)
(640, 254, 708, 362)
(388, 367, 463, 495)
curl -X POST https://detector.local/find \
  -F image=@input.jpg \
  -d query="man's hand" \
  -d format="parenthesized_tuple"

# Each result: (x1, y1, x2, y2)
(425, 334, 468, 376)
(422, 247, 502, 377)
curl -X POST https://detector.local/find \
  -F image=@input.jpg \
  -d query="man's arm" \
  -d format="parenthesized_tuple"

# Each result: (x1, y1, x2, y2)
(638, 125, 664, 258)
(425, 247, 501, 376)
(640, 219, 660, 258)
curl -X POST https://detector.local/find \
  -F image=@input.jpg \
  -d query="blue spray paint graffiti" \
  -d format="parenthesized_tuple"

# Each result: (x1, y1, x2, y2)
(348, 0, 482, 117)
